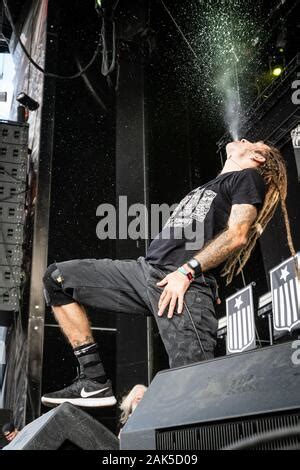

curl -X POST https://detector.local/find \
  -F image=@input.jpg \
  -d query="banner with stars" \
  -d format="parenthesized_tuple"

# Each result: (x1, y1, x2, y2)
(270, 253, 300, 333)
(226, 284, 256, 354)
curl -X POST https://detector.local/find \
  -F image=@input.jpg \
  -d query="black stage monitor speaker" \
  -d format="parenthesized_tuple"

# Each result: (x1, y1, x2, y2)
(3, 403, 119, 450)
(120, 341, 300, 450)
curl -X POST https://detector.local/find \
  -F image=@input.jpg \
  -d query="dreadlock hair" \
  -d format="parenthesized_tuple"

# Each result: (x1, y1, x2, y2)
(221, 142, 299, 285)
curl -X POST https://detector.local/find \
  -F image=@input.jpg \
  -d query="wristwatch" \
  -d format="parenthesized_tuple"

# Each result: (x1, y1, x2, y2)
(187, 258, 202, 278)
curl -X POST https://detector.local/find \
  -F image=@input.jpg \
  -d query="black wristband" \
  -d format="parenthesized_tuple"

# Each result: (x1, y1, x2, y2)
(187, 258, 202, 277)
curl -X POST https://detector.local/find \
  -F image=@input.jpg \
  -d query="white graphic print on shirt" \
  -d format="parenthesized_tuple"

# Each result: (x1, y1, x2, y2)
(164, 188, 217, 228)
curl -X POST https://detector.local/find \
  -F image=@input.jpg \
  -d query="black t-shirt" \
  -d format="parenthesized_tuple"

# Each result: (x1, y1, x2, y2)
(145, 168, 266, 279)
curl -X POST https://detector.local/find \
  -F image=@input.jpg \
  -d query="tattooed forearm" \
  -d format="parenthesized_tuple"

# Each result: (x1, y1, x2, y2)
(193, 229, 241, 272)
(193, 203, 257, 272)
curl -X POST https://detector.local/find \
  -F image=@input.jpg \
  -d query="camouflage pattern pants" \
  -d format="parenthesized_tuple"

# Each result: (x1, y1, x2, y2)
(43, 256, 219, 369)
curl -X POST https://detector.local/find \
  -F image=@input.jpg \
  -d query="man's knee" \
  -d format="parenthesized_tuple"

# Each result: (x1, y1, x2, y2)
(43, 263, 74, 307)
(43, 263, 58, 285)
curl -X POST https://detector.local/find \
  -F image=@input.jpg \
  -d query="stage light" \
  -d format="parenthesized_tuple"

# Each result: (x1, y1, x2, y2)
(16, 92, 39, 111)
(272, 66, 282, 77)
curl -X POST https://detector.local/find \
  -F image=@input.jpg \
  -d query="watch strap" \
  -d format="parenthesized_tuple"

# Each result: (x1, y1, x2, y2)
(187, 258, 202, 277)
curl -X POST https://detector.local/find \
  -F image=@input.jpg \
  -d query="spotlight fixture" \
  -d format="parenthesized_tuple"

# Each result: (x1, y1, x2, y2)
(272, 66, 283, 77)
(16, 92, 39, 111)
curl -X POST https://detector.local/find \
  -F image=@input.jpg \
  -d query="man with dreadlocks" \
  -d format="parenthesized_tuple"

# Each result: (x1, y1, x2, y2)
(41, 138, 297, 408)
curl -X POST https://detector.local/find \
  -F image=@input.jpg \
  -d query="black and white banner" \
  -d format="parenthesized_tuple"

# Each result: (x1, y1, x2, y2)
(270, 254, 300, 333)
(226, 284, 256, 354)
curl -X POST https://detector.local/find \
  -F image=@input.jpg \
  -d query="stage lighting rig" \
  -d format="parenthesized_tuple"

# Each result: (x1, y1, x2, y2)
(16, 92, 39, 111)
(16, 92, 39, 122)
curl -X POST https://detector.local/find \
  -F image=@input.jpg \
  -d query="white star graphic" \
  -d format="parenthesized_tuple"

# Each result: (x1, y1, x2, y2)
(234, 296, 243, 310)
(280, 266, 289, 282)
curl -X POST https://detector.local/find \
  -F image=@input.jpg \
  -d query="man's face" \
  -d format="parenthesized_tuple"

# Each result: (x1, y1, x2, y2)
(226, 139, 269, 162)
(4, 430, 18, 442)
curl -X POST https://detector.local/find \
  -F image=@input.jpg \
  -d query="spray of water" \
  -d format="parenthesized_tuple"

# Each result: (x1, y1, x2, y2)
(200, 4, 258, 140)
(225, 86, 241, 140)
(223, 48, 242, 140)
(170, 1, 265, 138)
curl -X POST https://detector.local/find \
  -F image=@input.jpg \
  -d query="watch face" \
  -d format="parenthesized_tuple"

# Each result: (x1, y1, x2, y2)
(189, 259, 198, 268)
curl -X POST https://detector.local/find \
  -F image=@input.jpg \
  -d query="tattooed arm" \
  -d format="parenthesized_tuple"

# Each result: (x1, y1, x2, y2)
(191, 203, 258, 272)
(157, 203, 258, 318)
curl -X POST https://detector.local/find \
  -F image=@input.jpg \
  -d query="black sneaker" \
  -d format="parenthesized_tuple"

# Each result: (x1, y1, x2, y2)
(41, 374, 117, 408)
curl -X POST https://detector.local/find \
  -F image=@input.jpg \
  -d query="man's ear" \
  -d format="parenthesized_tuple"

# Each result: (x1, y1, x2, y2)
(252, 153, 266, 164)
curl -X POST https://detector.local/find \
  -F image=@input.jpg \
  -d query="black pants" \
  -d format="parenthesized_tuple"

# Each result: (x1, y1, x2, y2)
(43, 256, 218, 369)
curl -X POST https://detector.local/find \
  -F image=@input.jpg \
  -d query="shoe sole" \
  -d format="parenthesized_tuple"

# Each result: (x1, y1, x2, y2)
(41, 396, 117, 408)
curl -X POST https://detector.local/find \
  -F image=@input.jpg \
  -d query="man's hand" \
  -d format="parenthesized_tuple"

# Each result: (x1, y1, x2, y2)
(157, 270, 191, 318)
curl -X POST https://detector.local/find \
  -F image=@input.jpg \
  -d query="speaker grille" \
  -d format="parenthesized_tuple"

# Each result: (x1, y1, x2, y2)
(156, 412, 300, 450)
